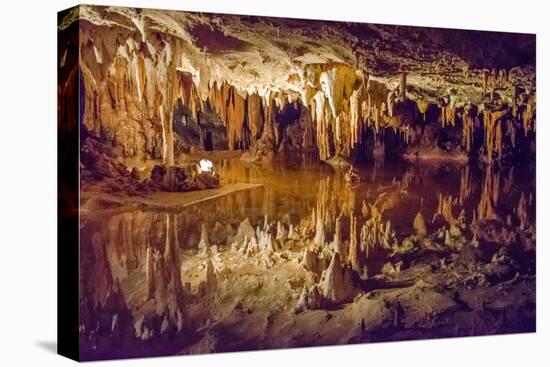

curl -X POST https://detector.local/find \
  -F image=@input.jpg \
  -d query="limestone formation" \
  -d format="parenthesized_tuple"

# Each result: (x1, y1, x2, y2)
(319, 252, 358, 305)
(61, 6, 535, 185)
(413, 212, 427, 236)
(65, 6, 536, 359)
(198, 223, 211, 256)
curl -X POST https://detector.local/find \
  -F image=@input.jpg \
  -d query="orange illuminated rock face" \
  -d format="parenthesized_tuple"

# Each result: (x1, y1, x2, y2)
(58, 5, 535, 171)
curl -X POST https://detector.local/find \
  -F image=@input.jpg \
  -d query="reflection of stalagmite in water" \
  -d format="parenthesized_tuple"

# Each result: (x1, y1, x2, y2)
(459, 165, 472, 205)
(205, 260, 217, 299)
(198, 223, 211, 256)
(331, 214, 344, 255)
(146, 246, 154, 299)
(517, 193, 529, 230)
(146, 214, 185, 335)
(436, 194, 457, 225)
(276, 221, 287, 242)
(313, 178, 330, 246)
(413, 212, 427, 236)
(262, 185, 275, 220)
(502, 167, 515, 194)
(348, 214, 361, 272)
(477, 165, 500, 220)
(313, 208, 326, 247)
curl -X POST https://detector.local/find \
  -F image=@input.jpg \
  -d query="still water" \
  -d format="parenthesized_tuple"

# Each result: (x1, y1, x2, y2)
(79, 156, 535, 359)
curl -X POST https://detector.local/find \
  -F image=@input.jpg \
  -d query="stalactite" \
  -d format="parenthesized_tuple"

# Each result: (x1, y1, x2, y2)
(247, 92, 263, 140)
(349, 87, 366, 148)
(399, 72, 407, 100)
(365, 79, 389, 133)
(483, 108, 507, 162)
(319, 63, 359, 118)
(226, 86, 247, 149)
(441, 102, 456, 127)
(159, 42, 181, 167)
(313, 91, 331, 160)
(462, 104, 475, 152)
(416, 100, 430, 121)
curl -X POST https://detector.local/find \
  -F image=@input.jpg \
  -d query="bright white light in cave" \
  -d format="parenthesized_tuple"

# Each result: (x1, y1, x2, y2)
(199, 159, 214, 173)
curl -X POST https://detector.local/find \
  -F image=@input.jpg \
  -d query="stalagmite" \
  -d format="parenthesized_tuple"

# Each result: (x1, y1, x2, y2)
(198, 223, 210, 256)
(233, 218, 257, 246)
(413, 212, 427, 236)
(318, 252, 357, 305)
(206, 259, 217, 294)
(300, 248, 327, 274)
(276, 221, 287, 242)
(293, 284, 323, 312)
(145, 246, 154, 299)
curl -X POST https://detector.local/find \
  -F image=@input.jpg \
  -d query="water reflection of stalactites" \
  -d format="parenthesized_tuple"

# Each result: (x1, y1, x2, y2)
(144, 213, 185, 335)
(313, 175, 357, 246)
(81, 211, 186, 346)
(477, 165, 500, 221)
(459, 165, 473, 205)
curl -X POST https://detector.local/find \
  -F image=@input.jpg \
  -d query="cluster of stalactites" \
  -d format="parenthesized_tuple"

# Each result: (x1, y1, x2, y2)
(307, 64, 400, 160)
(482, 108, 507, 162)
(79, 23, 535, 164)
(462, 104, 476, 153)
(206, 81, 246, 149)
